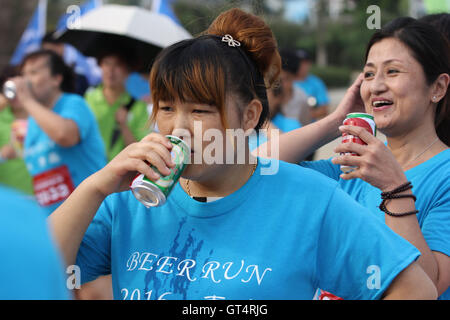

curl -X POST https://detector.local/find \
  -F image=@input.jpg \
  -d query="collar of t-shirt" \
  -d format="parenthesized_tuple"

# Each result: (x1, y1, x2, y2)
(171, 161, 263, 219)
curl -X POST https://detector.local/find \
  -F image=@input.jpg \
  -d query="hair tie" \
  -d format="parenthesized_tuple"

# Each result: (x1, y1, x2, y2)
(222, 34, 241, 47)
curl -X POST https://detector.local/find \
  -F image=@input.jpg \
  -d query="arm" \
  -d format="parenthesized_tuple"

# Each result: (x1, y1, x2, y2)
(256, 73, 365, 163)
(382, 261, 437, 299)
(12, 78, 80, 147)
(333, 125, 440, 290)
(310, 104, 329, 120)
(48, 133, 175, 267)
(23, 98, 80, 147)
(0, 144, 18, 161)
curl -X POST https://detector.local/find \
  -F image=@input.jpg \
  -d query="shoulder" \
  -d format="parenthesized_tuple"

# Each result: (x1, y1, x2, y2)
(84, 86, 104, 104)
(259, 159, 338, 194)
(59, 93, 89, 108)
(0, 185, 56, 258)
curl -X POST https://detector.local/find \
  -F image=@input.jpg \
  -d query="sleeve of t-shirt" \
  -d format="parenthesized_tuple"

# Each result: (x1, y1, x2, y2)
(313, 76, 330, 107)
(420, 181, 450, 257)
(75, 197, 113, 284)
(59, 95, 95, 142)
(299, 158, 342, 181)
(315, 186, 421, 300)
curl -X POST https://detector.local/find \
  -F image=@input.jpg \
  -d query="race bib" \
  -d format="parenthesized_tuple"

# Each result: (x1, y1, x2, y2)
(33, 165, 75, 207)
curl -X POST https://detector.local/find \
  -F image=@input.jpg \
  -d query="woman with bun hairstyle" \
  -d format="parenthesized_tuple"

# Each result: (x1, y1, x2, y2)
(259, 17, 450, 299)
(50, 9, 436, 300)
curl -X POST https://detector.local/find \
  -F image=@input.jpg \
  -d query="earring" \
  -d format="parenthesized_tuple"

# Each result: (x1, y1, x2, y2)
(432, 96, 437, 102)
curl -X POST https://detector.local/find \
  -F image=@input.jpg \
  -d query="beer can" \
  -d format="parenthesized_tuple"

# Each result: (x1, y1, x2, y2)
(130, 135, 190, 207)
(3, 80, 16, 100)
(340, 113, 376, 174)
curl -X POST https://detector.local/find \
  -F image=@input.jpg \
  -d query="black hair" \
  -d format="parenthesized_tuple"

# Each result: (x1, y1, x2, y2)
(21, 49, 76, 93)
(280, 49, 301, 75)
(365, 17, 450, 145)
(97, 45, 139, 71)
(150, 35, 270, 130)
(419, 13, 450, 41)
(42, 30, 63, 44)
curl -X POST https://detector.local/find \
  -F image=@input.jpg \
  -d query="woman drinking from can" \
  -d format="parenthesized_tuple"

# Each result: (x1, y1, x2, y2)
(49, 9, 436, 300)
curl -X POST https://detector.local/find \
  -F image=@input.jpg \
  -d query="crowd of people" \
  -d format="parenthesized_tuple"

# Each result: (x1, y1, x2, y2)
(0, 7, 448, 300)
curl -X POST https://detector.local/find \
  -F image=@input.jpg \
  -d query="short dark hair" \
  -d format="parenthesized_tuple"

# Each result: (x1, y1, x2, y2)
(365, 17, 450, 144)
(280, 49, 301, 75)
(97, 45, 138, 71)
(20, 49, 76, 93)
(150, 9, 281, 131)
(419, 13, 450, 42)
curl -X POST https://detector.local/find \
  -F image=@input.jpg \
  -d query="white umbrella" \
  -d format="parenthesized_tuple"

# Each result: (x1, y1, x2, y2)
(56, 4, 192, 71)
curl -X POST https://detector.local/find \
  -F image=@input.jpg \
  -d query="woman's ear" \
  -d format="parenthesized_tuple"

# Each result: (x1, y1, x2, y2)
(242, 99, 262, 132)
(431, 73, 449, 103)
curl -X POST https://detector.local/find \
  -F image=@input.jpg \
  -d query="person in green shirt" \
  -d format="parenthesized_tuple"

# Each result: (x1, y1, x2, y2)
(84, 48, 150, 161)
(0, 83, 33, 195)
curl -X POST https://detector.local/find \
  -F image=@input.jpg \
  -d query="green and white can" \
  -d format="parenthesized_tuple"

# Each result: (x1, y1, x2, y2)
(130, 135, 190, 207)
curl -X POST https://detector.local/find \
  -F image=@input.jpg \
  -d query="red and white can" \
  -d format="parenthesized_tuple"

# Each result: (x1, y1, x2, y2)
(340, 113, 376, 174)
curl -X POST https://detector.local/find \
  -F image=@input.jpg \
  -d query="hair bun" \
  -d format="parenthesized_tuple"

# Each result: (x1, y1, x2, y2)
(206, 8, 281, 88)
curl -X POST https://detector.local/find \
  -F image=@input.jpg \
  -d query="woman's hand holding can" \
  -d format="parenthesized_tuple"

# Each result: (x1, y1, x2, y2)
(90, 133, 175, 198)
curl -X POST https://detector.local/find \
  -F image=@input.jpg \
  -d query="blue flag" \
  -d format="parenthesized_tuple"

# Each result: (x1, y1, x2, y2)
(56, 0, 102, 33)
(10, 0, 47, 65)
(56, 0, 103, 86)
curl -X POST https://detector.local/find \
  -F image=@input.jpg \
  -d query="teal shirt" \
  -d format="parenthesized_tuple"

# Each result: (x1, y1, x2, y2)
(76, 159, 419, 300)
(0, 184, 69, 299)
(300, 149, 450, 300)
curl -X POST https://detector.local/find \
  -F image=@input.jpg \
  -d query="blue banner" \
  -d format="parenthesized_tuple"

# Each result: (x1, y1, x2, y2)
(10, 0, 47, 65)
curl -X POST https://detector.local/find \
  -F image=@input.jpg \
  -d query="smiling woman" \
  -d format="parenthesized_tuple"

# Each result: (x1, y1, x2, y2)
(261, 16, 450, 299)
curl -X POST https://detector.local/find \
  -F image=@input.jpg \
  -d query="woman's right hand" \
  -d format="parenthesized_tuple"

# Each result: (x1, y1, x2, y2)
(91, 133, 176, 198)
(333, 73, 366, 120)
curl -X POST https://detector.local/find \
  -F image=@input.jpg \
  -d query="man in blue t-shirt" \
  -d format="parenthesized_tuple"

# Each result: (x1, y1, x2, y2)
(294, 49, 330, 122)
(0, 184, 69, 299)
(10, 50, 106, 215)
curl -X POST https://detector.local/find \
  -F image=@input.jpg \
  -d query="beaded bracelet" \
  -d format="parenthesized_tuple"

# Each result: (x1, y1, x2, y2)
(379, 181, 419, 217)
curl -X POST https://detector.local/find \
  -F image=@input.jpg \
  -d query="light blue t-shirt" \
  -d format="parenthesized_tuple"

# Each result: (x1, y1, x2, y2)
(272, 113, 302, 133)
(300, 149, 450, 299)
(294, 74, 330, 107)
(24, 93, 107, 215)
(248, 114, 302, 152)
(0, 185, 70, 299)
(76, 159, 420, 300)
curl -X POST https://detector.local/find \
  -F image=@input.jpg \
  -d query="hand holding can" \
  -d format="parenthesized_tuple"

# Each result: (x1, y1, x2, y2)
(130, 135, 190, 207)
(339, 113, 376, 174)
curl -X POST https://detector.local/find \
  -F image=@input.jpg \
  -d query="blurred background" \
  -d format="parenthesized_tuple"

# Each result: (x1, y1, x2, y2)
(2, 0, 449, 85)
(1, 0, 449, 159)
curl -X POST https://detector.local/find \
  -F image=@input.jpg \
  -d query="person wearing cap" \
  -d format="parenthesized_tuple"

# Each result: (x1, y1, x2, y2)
(84, 47, 150, 161)
(294, 48, 330, 122)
